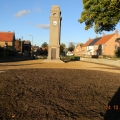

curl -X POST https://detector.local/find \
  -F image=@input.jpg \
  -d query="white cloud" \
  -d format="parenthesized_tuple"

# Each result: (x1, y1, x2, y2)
(26, 22, 50, 29)
(36, 24, 50, 29)
(14, 10, 31, 17)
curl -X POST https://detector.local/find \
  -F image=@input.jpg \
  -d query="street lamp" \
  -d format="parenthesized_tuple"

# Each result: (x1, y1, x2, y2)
(29, 35, 33, 57)
(21, 36, 23, 54)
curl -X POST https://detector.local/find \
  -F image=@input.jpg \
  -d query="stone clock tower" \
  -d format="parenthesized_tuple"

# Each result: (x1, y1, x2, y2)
(47, 5, 61, 60)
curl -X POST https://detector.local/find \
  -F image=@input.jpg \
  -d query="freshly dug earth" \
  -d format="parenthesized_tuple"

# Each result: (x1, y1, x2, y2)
(0, 68, 120, 120)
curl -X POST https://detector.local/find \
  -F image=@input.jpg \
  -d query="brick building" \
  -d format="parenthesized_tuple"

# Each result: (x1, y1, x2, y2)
(0, 31, 15, 48)
(74, 30, 120, 56)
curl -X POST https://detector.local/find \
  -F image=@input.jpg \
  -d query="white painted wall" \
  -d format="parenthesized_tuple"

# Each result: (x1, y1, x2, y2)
(86, 46, 94, 55)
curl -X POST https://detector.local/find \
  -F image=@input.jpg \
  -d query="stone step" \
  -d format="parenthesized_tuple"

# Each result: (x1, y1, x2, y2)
(42, 59, 64, 63)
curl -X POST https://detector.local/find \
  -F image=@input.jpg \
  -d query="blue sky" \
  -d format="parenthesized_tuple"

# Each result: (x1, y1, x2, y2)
(0, 0, 120, 47)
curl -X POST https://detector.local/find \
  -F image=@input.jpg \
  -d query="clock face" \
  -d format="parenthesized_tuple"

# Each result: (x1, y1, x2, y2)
(53, 21, 57, 25)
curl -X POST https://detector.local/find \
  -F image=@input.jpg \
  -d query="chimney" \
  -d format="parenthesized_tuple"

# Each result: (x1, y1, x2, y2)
(115, 29, 118, 36)
(96, 36, 98, 38)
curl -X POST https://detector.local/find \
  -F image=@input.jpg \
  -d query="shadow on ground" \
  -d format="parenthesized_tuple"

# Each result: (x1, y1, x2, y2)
(0, 57, 35, 63)
(104, 87, 120, 120)
(0, 68, 120, 120)
(0, 63, 42, 66)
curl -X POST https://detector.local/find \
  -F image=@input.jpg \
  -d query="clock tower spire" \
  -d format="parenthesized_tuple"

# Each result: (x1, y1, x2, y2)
(47, 5, 62, 60)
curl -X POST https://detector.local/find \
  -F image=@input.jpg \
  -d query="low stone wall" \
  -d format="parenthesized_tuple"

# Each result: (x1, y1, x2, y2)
(80, 57, 120, 67)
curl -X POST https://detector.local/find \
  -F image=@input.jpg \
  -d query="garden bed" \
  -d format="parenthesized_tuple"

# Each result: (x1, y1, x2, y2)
(0, 68, 120, 120)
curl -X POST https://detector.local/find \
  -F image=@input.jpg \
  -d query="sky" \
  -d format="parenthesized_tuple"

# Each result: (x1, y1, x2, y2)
(0, 0, 120, 47)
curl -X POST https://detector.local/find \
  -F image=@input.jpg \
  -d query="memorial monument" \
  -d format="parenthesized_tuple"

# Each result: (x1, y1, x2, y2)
(47, 5, 62, 61)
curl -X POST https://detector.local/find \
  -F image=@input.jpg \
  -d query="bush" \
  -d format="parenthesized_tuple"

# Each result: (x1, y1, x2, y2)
(0, 52, 4, 57)
(91, 55, 99, 58)
(74, 56, 80, 60)
(61, 55, 80, 61)
(0, 47, 4, 52)
(0, 49, 16, 57)
(114, 49, 120, 58)
(61, 56, 71, 61)
(42, 56, 47, 59)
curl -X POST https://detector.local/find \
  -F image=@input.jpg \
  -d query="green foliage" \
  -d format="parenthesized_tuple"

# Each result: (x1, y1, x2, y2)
(41, 42, 48, 48)
(60, 43, 66, 53)
(0, 46, 3, 52)
(0, 47, 16, 57)
(79, 0, 120, 33)
(61, 55, 80, 62)
(68, 42, 75, 52)
(76, 43, 84, 47)
(114, 49, 120, 57)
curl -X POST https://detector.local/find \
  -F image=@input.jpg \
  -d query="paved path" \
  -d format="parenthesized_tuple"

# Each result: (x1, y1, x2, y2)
(81, 57, 120, 67)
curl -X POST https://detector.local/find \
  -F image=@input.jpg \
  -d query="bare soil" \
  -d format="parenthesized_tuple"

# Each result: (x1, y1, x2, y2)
(0, 60, 120, 120)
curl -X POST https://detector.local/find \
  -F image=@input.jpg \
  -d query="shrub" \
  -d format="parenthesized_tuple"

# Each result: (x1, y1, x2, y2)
(61, 55, 80, 61)
(114, 49, 120, 58)
(91, 55, 99, 58)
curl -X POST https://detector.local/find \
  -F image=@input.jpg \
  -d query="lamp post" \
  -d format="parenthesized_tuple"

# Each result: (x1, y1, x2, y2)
(21, 37, 23, 54)
(29, 35, 33, 57)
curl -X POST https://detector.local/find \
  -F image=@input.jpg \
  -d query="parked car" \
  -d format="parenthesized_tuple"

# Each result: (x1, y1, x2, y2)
(66, 51, 73, 56)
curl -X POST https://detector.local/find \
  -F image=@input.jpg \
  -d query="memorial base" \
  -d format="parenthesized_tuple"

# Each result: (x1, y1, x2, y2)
(42, 59, 64, 63)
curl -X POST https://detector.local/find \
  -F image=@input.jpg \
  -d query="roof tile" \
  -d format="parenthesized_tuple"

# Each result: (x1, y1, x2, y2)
(95, 34, 115, 45)
(89, 37, 102, 46)
(82, 39, 93, 47)
(0, 32, 14, 42)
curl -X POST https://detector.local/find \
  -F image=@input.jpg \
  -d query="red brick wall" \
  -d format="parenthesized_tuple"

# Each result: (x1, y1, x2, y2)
(104, 34, 120, 55)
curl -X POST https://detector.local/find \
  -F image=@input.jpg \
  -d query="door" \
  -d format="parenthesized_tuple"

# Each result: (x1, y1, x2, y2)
(51, 48, 56, 59)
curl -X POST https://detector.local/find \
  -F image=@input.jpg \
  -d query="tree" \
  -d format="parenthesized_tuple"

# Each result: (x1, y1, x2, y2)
(79, 0, 120, 33)
(114, 49, 120, 57)
(76, 43, 84, 47)
(115, 38, 120, 47)
(41, 42, 48, 48)
(40, 42, 48, 56)
(60, 43, 66, 53)
(68, 42, 75, 52)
